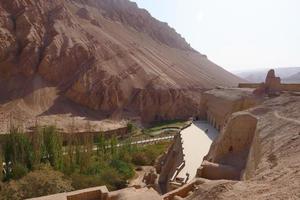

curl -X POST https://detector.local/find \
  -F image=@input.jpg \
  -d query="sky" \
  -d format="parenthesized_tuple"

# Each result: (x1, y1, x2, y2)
(131, 0, 300, 72)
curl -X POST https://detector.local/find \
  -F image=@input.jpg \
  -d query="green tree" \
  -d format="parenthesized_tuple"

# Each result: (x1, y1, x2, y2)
(110, 159, 134, 179)
(79, 134, 93, 173)
(30, 126, 44, 169)
(63, 133, 77, 175)
(127, 122, 134, 134)
(43, 126, 63, 170)
(4, 128, 33, 171)
(118, 137, 133, 163)
(0, 148, 3, 181)
(110, 136, 118, 158)
(96, 133, 107, 158)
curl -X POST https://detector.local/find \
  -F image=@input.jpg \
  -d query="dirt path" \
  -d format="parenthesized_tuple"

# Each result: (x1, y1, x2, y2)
(274, 111, 300, 125)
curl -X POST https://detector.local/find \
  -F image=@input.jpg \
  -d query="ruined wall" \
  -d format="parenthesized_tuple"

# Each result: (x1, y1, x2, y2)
(239, 69, 300, 93)
(239, 83, 300, 92)
(238, 83, 261, 88)
(279, 84, 300, 92)
(158, 134, 184, 193)
(201, 89, 259, 132)
(163, 179, 204, 200)
(29, 186, 109, 200)
(241, 128, 261, 180)
(198, 112, 258, 180)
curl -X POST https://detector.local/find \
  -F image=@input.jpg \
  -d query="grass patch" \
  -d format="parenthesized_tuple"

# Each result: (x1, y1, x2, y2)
(131, 142, 169, 166)
(143, 120, 188, 135)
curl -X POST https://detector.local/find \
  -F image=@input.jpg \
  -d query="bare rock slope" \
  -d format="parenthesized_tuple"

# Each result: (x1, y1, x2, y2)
(0, 0, 242, 132)
(188, 94, 300, 200)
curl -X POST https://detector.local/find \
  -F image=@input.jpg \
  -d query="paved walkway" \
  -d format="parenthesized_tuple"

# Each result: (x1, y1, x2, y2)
(176, 121, 219, 183)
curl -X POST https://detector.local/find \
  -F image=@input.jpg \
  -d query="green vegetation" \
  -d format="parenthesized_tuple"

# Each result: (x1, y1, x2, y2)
(143, 119, 188, 136)
(0, 126, 170, 198)
(126, 122, 134, 133)
(0, 149, 3, 182)
(0, 164, 73, 200)
(131, 142, 169, 166)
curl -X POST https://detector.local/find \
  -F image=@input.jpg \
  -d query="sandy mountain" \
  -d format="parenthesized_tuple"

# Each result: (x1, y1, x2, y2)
(0, 0, 242, 132)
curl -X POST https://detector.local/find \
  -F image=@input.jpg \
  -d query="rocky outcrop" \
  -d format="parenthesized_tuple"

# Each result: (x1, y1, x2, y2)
(253, 69, 281, 96)
(239, 69, 300, 93)
(0, 0, 242, 130)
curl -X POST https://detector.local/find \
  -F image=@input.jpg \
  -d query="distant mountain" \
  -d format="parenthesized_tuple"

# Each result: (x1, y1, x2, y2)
(283, 72, 300, 83)
(235, 67, 300, 83)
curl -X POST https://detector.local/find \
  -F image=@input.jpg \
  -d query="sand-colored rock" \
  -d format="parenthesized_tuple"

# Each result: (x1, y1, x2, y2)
(199, 161, 240, 180)
(108, 187, 161, 200)
(199, 112, 258, 180)
(200, 88, 260, 131)
(187, 94, 300, 200)
(158, 134, 185, 193)
(0, 0, 242, 132)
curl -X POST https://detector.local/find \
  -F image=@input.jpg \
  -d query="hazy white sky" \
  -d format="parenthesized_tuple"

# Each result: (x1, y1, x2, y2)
(132, 0, 300, 71)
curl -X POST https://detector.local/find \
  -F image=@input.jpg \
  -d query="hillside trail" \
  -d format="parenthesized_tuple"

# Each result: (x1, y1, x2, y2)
(273, 111, 300, 125)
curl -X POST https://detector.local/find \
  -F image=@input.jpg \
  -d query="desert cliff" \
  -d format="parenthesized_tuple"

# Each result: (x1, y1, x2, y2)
(0, 0, 242, 133)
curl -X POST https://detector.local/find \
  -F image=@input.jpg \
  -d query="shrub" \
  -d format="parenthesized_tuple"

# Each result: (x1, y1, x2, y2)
(131, 151, 149, 166)
(0, 164, 73, 200)
(99, 167, 127, 190)
(0, 150, 3, 182)
(118, 150, 132, 163)
(11, 163, 28, 180)
(71, 167, 127, 191)
(127, 123, 134, 133)
(71, 174, 104, 190)
(110, 159, 134, 179)
(81, 160, 102, 175)
(4, 128, 34, 171)
(131, 142, 170, 166)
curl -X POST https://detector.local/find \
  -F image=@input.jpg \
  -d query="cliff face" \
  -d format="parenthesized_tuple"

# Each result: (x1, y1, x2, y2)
(0, 0, 242, 130)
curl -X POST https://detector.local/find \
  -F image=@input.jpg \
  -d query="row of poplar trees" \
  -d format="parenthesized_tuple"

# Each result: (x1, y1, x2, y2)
(0, 125, 126, 181)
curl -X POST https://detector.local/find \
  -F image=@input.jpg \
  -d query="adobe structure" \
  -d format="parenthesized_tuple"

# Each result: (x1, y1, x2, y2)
(199, 87, 259, 132)
(239, 69, 300, 95)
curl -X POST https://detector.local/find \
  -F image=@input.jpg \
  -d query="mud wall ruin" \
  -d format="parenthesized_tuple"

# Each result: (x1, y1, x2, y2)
(198, 112, 258, 180)
(28, 186, 109, 200)
(239, 69, 300, 93)
(200, 89, 259, 132)
(158, 134, 185, 193)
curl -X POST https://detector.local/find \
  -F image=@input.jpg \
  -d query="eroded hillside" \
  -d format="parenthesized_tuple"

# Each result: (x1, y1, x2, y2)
(0, 0, 242, 133)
